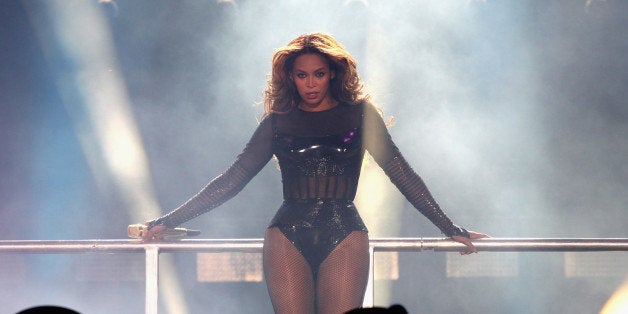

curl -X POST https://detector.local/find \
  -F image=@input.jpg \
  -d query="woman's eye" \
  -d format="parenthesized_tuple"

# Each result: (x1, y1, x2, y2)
(296, 73, 306, 79)
(315, 72, 326, 77)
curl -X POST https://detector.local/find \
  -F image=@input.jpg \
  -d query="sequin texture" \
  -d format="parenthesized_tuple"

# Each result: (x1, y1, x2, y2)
(269, 199, 367, 276)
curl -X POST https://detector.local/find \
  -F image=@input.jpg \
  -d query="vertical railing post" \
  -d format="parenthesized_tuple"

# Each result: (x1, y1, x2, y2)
(363, 244, 375, 308)
(145, 245, 159, 314)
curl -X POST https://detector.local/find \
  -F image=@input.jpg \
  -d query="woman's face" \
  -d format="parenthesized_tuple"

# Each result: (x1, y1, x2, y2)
(291, 53, 336, 111)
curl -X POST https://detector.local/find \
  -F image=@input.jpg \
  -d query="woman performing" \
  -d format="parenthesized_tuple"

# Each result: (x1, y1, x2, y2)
(140, 32, 488, 314)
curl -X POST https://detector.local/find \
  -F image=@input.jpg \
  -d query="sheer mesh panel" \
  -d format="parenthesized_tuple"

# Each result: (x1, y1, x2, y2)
(285, 175, 356, 200)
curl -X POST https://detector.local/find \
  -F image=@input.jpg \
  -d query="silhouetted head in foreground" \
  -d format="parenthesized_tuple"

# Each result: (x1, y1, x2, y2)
(345, 304, 408, 314)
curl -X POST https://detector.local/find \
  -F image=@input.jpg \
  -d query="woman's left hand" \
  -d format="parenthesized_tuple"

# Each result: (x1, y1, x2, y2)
(451, 231, 490, 255)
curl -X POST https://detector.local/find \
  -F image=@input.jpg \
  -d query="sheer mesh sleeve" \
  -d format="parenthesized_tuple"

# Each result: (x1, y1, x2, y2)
(150, 116, 275, 228)
(362, 103, 467, 237)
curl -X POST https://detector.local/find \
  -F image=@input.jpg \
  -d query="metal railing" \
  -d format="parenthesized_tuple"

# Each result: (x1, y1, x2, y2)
(2, 238, 628, 314)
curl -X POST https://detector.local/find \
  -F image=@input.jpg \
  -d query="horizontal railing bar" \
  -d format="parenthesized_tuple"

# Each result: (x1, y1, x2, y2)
(371, 238, 628, 252)
(0, 239, 263, 254)
(1, 238, 627, 254)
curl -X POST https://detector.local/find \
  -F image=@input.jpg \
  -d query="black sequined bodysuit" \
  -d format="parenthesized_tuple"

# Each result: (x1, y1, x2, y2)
(150, 102, 466, 275)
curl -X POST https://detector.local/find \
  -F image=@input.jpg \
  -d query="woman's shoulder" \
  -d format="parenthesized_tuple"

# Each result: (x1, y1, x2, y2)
(349, 101, 383, 118)
(341, 100, 374, 112)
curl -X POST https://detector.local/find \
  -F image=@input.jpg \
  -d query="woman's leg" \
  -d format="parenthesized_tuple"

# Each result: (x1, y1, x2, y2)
(316, 231, 370, 314)
(263, 227, 316, 314)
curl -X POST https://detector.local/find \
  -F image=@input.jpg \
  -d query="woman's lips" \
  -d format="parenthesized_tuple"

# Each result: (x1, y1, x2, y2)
(305, 92, 318, 99)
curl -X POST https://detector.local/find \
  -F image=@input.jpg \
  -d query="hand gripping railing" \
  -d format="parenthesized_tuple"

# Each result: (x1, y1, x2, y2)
(1, 238, 628, 314)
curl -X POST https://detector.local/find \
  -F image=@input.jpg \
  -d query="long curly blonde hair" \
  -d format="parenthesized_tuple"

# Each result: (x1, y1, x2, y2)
(263, 33, 369, 115)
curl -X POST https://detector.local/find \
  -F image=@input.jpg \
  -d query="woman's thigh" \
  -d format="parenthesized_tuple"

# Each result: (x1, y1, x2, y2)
(263, 227, 316, 314)
(316, 231, 370, 314)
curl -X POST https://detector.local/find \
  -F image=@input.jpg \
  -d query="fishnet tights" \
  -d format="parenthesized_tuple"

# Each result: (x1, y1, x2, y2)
(263, 227, 370, 314)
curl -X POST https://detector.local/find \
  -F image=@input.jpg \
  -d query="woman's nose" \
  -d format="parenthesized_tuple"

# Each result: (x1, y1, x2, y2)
(306, 76, 315, 87)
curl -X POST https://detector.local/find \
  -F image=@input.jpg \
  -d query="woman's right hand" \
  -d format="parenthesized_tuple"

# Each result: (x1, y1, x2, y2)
(141, 223, 168, 242)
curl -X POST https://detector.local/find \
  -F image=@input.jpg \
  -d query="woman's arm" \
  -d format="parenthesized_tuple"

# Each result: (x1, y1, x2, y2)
(145, 116, 275, 232)
(362, 103, 469, 238)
